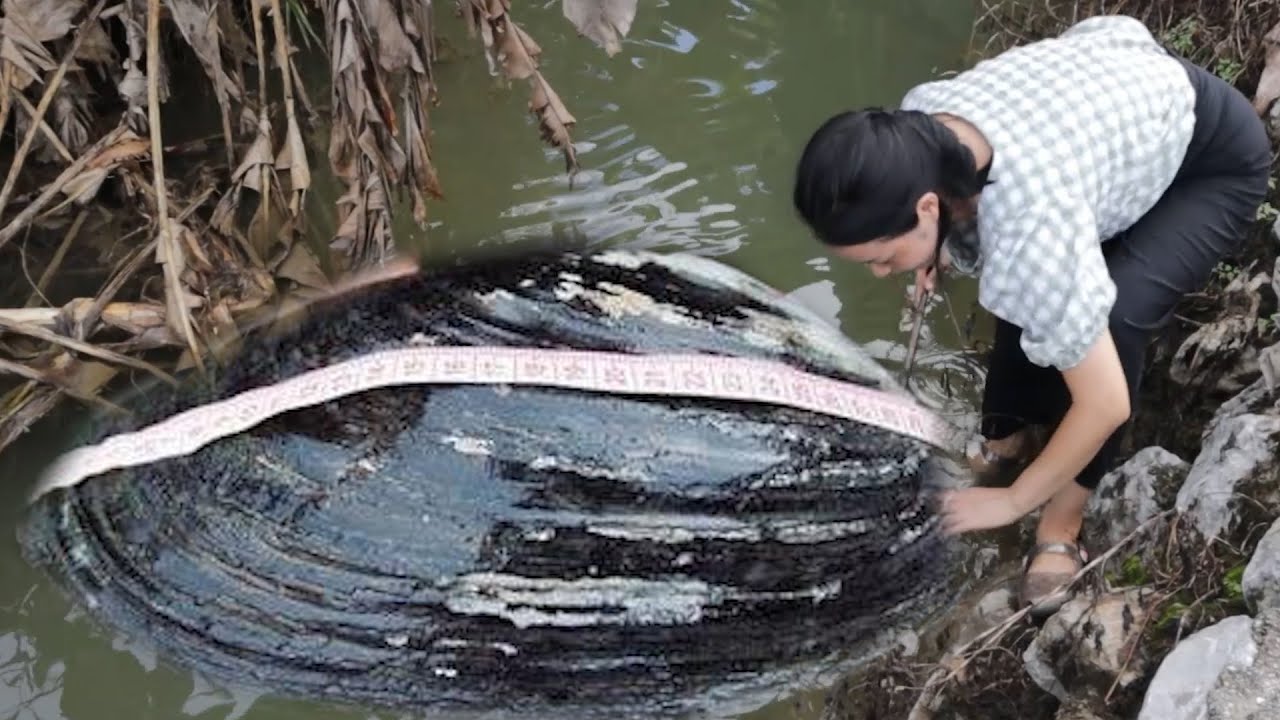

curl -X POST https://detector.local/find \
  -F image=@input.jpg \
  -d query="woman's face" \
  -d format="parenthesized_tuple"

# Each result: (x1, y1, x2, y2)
(832, 191, 940, 278)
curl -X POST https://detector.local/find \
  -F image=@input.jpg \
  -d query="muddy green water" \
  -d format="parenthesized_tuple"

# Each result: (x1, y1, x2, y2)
(2, 2, 988, 719)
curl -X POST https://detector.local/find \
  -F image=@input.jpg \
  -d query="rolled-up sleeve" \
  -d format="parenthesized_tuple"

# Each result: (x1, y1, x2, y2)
(978, 197, 1116, 370)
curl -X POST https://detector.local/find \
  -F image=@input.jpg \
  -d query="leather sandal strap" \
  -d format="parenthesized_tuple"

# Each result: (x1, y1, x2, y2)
(1024, 542, 1084, 569)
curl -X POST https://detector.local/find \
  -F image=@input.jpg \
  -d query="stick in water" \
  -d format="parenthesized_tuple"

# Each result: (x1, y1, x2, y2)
(903, 288, 930, 390)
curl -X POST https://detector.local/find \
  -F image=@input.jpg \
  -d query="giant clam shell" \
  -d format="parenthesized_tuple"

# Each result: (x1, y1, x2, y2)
(20, 250, 959, 719)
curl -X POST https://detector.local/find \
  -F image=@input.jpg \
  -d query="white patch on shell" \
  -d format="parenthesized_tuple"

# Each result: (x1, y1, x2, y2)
(385, 633, 410, 648)
(441, 435, 493, 456)
(553, 279, 586, 302)
(588, 249, 911, 397)
(444, 573, 715, 628)
(444, 574, 847, 629)
(590, 250, 646, 270)
(583, 513, 880, 545)
(887, 515, 939, 555)
(585, 514, 762, 544)
(253, 454, 311, 484)
(476, 288, 518, 305)
(583, 281, 704, 328)
(527, 455, 650, 484)
(69, 543, 91, 567)
(735, 308, 812, 353)
(772, 519, 872, 543)
(433, 638, 519, 656)
(432, 667, 459, 678)
(523, 527, 556, 542)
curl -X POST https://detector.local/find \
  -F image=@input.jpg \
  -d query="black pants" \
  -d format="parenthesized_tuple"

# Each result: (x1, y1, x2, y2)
(979, 55, 1272, 490)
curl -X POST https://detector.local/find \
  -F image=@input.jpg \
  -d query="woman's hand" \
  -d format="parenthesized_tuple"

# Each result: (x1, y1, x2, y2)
(938, 329, 1131, 536)
(939, 486, 1024, 534)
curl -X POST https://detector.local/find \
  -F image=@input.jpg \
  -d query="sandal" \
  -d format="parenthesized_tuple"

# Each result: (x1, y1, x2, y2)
(1020, 542, 1088, 620)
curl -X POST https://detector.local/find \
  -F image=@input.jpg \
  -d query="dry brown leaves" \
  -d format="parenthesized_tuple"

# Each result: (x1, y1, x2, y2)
(0, 0, 636, 458)
(166, 0, 243, 168)
(462, 0, 579, 173)
(0, 0, 86, 88)
(321, 0, 441, 265)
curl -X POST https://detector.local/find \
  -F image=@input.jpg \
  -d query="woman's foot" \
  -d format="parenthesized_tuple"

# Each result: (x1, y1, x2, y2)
(1020, 541, 1087, 620)
(1020, 482, 1093, 619)
(967, 428, 1037, 483)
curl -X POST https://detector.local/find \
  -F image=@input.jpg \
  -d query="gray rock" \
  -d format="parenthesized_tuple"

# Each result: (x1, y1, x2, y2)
(1260, 341, 1280, 398)
(1207, 608, 1280, 720)
(943, 587, 1017, 654)
(1243, 518, 1280, 613)
(972, 547, 1001, 580)
(1170, 272, 1270, 390)
(1084, 446, 1187, 549)
(975, 588, 1015, 623)
(1024, 635, 1070, 702)
(1175, 412, 1280, 540)
(1271, 257, 1279, 307)
(897, 628, 921, 658)
(1023, 589, 1152, 704)
(1137, 615, 1258, 720)
(1209, 376, 1279, 428)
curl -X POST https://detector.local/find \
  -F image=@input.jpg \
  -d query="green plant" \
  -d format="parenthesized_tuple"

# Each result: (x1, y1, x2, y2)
(1223, 564, 1247, 601)
(1212, 261, 1242, 284)
(1108, 554, 1150, 586)
(1156, 599, 1191, 630)
(1258, 313, 1280, 338)
(1163, 17, 1199, 57)
(1214, 57, 1244, 85)
(1257, 178, 1279, 222)
(285, 0, 324, 50)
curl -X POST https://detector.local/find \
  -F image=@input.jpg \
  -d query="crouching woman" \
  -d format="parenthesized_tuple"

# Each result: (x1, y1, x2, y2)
(790, 14, 1271, 616)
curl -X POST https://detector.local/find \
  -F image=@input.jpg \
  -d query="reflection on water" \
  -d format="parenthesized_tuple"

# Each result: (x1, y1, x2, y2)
(1, 1, 983, 719)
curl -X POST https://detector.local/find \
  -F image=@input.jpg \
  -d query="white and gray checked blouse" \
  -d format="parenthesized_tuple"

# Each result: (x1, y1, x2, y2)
(901, 15, 1196, 369)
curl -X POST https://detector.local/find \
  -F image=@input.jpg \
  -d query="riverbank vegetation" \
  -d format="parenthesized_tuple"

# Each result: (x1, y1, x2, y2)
(0, 0, 638, 454)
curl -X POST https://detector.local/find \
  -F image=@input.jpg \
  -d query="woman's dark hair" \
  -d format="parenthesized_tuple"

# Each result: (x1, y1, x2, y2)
(792, 108, 989, 247)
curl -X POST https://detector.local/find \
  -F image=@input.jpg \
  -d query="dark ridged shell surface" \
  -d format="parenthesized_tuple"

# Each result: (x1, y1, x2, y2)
(19, 250, 959, 719)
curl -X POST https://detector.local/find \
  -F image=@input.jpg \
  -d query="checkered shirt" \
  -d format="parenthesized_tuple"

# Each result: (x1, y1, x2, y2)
(901, 15, 1196, 369)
